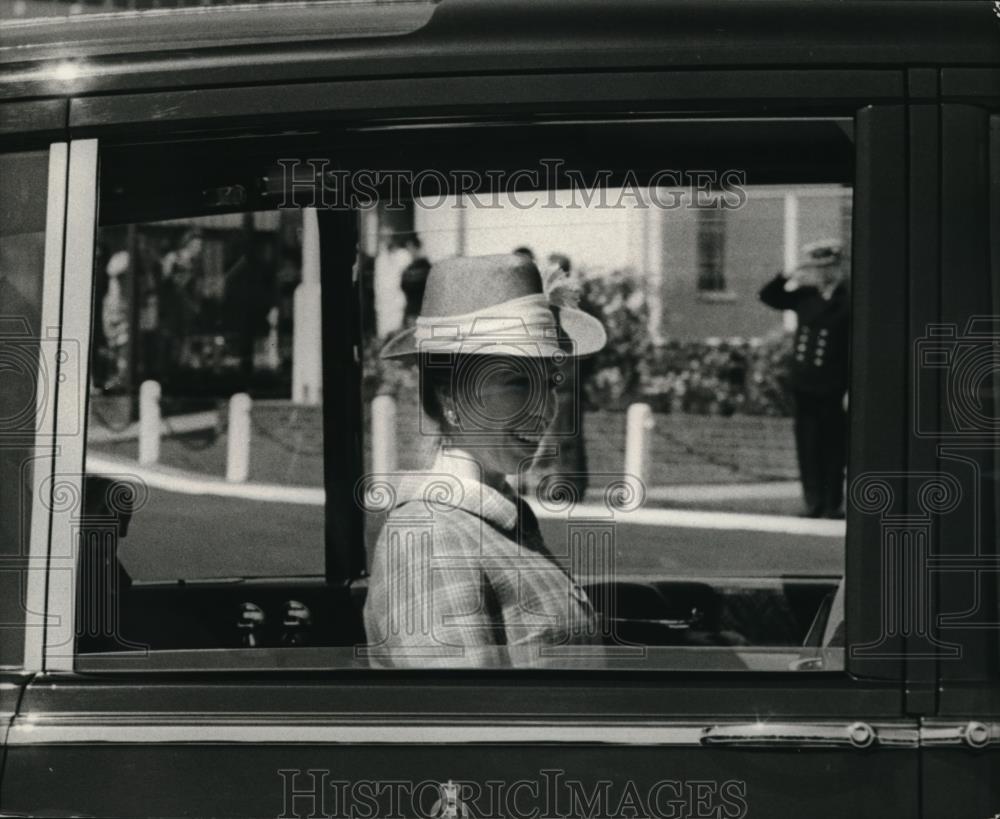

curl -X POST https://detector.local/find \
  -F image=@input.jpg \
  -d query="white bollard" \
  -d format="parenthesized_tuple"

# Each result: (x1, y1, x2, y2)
(292, 207, 323, 405)
(138, 380, 161, 465)
(264, 306, 280, 371)
(782, 191, 800, 333)
(623, 402, 654, 486)
(371, 394, 398, 474)
(226, 393, 252, 483)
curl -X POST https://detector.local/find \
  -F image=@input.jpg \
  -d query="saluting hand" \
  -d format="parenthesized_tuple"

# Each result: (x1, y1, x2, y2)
(787, 266, 822, 289)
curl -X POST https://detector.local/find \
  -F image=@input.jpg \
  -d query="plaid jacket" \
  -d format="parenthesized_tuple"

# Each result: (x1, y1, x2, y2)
(363, 474, 604, 668)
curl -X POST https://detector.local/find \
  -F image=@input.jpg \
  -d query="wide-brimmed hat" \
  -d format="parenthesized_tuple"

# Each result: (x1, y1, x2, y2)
(379, 254, 607, 359)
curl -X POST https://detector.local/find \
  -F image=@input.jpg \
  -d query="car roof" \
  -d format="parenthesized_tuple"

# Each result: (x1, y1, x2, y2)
(1, 0, 997, 102)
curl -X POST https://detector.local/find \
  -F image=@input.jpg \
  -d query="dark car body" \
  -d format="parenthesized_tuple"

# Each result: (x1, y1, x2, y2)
(0, 1, 998, 817)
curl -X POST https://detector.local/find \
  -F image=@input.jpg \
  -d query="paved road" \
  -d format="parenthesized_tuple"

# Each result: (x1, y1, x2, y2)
(118, 487, 843, 583)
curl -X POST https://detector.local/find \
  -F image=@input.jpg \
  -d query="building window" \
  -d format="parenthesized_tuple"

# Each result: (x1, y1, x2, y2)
(695, 207, 734, 301)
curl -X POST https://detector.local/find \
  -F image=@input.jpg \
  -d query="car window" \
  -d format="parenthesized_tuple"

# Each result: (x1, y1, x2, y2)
(360, 181, 850, 671)
(78, 120, 851, 671)
(0, 150, 49, 670)
(89, 209, 324, 576)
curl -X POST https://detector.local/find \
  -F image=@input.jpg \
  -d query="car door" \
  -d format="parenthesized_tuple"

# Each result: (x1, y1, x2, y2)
(913, 70, 1000, 819)
(1, 70, 929, 818)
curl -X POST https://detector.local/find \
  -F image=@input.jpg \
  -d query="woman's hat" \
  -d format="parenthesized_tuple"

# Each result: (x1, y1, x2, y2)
(379, 254, 607, 359)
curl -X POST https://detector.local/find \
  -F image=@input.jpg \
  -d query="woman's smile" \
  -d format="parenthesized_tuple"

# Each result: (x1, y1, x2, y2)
(509, 426, 547, 450)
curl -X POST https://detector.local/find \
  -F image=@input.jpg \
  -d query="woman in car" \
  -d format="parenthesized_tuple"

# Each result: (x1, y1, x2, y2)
(363, 253, 608, 668)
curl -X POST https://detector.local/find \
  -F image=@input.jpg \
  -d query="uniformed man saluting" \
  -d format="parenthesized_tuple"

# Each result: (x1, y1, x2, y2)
(759, 239, 849, 519)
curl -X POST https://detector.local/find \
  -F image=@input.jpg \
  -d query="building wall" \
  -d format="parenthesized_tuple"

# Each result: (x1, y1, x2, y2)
(658, 189, 850, 342)
(400, 185, 851, 342)
(414, 189, 632, 270)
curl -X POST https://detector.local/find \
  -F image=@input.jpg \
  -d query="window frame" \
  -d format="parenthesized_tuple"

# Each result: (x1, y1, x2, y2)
(27, 80, 905, 713)
(40, 139, 98, 673)
(51, 109, 899, 688)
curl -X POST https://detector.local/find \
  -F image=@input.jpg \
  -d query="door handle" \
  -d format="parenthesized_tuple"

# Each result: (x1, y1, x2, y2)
(701, 721, 919, 749)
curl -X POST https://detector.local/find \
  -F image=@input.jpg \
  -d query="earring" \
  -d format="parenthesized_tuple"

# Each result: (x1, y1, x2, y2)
(444, 408, 459, 426)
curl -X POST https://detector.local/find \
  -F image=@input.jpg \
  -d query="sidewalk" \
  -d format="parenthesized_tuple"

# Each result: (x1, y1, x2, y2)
(88, 407, 806, 516)
(87, 451, 843, 540)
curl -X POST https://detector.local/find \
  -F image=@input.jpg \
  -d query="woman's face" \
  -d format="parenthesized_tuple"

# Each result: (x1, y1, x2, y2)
(443, 354, 562, 476)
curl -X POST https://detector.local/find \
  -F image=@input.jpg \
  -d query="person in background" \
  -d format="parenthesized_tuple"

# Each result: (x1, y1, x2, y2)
(136, 245, 162, 381)
(538, 252, 590, 501)
(161, 228, 204, 284)
(759, 239, 849, 518)
(159, 228, 205, 381)
(100, 250, 131, 391)
(356, 250, 377, 342)
(399, 235, 431, 329)
(374, 230, 420, 337)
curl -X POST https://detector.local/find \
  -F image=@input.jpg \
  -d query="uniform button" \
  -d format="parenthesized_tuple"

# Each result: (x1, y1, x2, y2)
(819, 328, 828, 337)
(814, 358, 823, 366)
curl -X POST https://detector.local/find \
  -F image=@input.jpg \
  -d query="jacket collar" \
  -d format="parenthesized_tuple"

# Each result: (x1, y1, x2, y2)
(389, 472, 519, 532)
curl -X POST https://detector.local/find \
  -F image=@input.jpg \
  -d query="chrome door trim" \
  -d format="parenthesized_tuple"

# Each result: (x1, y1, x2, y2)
(43, 138, 98, 674)
(7, 715, 921, 748)
(920, 720, 1000, 750)
(22, 141, 69, 674)
(702, 720, 918, 749)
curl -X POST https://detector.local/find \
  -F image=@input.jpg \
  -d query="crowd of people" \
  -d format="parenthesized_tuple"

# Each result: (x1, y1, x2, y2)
(93, 224, 295, 395)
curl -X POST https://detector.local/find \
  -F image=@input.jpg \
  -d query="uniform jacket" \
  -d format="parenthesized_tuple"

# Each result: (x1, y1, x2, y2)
(363, 473, 603, 668)
(759, 273, 850, 396)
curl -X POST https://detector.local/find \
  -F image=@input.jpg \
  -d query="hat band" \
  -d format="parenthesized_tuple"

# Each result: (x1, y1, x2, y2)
(412, 293, 561, 353)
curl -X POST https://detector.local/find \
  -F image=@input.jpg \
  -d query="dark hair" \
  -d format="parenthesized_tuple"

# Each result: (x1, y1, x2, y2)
(418, 354, 454, 431)
(512, 246, 535, 261)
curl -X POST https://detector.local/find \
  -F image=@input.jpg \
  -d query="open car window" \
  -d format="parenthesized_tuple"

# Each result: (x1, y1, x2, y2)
(78, 118, 851, 671)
